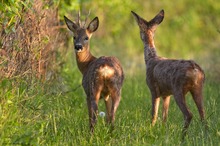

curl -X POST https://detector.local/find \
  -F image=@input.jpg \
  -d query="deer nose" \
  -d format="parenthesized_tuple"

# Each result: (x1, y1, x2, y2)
(75, 44, 82, 50)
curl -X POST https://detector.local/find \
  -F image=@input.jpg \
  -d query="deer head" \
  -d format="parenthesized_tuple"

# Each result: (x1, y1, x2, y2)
(131, 10, 164, 47)
(64, 14, 99, 53)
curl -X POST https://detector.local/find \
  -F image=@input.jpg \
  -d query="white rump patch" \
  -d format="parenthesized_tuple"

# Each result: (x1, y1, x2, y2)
(99, 66, 114, 78)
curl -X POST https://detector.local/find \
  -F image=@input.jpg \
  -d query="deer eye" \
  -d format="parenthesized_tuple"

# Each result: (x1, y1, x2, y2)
(84, 37, 89, 41)
(73, 36, 76, 40)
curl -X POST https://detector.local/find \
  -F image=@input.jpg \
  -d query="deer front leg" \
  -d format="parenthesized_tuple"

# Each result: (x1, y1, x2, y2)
(162, 96, 170, 123)
(151, 96, 160, 126)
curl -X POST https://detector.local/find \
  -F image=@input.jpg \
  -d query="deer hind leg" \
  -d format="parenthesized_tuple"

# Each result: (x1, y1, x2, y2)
(104, 95, 112, 123)
(162, 96, 170, 123)
(86, 97, 95, 133)
(87, 88, 101, 133)
(190, 86, 205, 122)
(151, 96, 160, 126)
(110, 89, 122, 128)
(173, 90, 193, 138)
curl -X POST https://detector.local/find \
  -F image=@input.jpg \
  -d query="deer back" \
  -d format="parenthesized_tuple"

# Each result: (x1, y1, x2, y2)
(82, 56, 124, 96)
(146, 58, 204, 96)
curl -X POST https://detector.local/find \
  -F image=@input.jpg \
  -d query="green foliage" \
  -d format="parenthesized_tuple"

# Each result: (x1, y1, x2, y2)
(0, 0, 31, 33)
(59, 0, 220, 56)
(57, 0, 80, 19)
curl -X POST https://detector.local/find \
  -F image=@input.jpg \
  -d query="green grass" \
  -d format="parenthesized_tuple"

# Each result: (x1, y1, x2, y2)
(0, 71, 220, 145)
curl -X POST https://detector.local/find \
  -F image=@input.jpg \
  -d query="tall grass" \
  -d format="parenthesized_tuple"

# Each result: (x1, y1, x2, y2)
(0, 70, 219, 145)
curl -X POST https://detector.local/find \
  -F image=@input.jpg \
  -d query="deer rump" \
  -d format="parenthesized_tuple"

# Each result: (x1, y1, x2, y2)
(82, 56, 124, 99)
(146, 57, 205, 97)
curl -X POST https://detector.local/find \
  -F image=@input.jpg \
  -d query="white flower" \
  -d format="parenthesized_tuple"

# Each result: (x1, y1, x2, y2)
(99, 111, 105, 117)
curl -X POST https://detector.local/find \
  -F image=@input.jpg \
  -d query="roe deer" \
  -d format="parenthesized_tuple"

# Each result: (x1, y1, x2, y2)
(131, 10, 205, 135)
(64, 13, 124, 133)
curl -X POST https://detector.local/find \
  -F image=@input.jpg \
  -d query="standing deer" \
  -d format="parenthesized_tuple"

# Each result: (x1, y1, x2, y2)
(131, 10, 205, 136)
(64, 13, 124, 133)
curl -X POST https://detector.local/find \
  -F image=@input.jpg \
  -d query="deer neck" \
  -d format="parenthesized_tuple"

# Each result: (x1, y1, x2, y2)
(75, 49, 96, 74)
(143, 37, 157, 62)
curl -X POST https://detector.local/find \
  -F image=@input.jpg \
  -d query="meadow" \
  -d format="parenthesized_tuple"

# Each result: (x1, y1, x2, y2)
(1, 68, 220, 145)
(1, 0, 220, 145)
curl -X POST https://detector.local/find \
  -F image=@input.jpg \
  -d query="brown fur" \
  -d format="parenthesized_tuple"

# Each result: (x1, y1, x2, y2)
(131, 10, 205, 135)
(64, 14, 124, 133)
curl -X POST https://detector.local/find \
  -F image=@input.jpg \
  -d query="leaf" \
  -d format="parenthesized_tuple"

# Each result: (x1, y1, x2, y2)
(7, 100, 13, 104)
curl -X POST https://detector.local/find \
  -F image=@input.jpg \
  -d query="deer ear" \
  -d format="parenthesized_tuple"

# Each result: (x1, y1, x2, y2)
(149, 10, 164, 25)
(131, 11, 147, 27)
(64, 16, 78, 32)
(131, 11, 140, 23)
(87, 17, 99, 33)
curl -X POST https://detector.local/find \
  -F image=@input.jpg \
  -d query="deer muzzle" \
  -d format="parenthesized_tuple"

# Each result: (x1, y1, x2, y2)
(75, 44, 83, 51)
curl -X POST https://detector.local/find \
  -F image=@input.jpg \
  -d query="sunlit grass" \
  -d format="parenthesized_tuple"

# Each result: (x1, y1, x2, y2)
(0, 72, 219, 145)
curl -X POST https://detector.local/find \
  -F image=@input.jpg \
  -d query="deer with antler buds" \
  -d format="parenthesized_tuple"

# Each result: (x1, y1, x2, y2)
(131, 10, 205, 136)
(64, 12, 124, 133)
